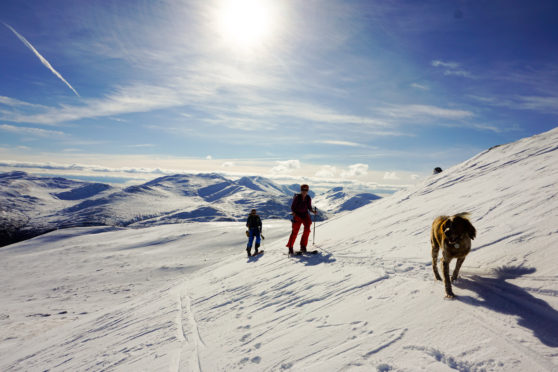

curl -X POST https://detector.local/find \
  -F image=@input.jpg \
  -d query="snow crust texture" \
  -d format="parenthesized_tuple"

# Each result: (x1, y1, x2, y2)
(1, 128, 558, 371)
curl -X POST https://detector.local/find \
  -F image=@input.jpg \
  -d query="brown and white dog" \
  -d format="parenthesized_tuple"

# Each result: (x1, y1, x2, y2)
(430, 213, 477, 298)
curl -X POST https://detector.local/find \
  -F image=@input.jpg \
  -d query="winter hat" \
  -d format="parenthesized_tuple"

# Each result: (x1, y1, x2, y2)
(300, 184, 309, 191)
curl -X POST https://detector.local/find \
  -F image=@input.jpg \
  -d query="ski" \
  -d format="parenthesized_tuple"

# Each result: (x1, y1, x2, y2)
(294, 250, 318, 256)
(248, 250, 264, 258)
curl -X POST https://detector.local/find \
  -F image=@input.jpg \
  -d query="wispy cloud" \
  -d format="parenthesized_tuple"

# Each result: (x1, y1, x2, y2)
(378, 104, 474, 120)
(1, 84, 182, 125)
(0, 96, 48, 108)
(469, 94, 558, 115)
(0, 124, 65, 138)
(516, 95, 558, 114)
(3, 23, 80, 97)
(410, 83, 429, 91)
(315, 140, 365, 147)
(432, 60, 473, 78)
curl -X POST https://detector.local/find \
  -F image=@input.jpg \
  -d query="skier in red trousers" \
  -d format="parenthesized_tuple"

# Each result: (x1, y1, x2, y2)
(286, 184, 316, 255)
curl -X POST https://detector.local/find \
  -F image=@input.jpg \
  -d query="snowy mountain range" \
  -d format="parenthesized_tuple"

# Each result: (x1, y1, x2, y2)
(0, 172, 380, 247)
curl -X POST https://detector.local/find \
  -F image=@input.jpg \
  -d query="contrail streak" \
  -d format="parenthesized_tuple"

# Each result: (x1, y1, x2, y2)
(4, 23, 80, 97)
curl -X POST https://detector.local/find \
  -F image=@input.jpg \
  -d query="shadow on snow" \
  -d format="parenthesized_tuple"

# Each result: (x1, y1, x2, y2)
(455, 266, 558, 347)
(292, 252, 336, 266)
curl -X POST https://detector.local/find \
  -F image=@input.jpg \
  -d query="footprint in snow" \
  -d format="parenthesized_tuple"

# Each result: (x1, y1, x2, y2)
(240, 333, 251, 342)
(377, 363, 393, 371)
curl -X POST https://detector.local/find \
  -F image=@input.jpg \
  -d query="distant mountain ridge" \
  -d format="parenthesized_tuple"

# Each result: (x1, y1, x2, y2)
(313, 186, 382, 214)
(0, 172, 380, 246)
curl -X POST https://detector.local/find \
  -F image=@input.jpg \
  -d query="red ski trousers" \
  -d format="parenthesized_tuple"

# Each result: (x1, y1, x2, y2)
(286, 214, 312, 248)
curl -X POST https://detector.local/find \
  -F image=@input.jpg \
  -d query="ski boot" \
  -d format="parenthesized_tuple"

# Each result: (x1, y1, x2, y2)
(254, 243, 260, 255)
(246, 247, 251, 257)
(288, 246, 294, 255)
(300, 246, 307, 253)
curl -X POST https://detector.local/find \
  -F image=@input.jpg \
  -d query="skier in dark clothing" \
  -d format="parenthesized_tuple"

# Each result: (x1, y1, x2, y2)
(286, 184, 316, 255)
(246, 209, 262, 257)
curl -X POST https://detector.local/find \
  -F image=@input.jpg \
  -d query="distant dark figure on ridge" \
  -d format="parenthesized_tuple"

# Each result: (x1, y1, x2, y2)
(286, 184, 317, 255)
(433, 167, 443, 175)
(246, 209, 262, 257)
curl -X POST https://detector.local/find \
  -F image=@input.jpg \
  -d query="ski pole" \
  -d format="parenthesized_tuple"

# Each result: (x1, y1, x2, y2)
(312, 207, 317, 245)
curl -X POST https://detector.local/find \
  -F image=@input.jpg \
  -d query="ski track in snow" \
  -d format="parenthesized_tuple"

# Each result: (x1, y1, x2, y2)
(172, 284, 205, 372)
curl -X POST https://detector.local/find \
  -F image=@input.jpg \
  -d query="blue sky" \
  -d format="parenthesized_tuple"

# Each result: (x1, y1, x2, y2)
(1, 0, 557, 190)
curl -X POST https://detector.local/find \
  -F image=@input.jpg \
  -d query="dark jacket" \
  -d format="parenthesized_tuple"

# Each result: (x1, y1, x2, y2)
(246, 214, 262, 230)
(291, 194, 313, 217)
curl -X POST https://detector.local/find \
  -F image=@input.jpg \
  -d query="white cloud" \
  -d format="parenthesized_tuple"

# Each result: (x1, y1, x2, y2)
(270, 159, 301, 174)
(0, 160, 170, 175)
(1, 84, 183, 125)
(221, 161, 235, 168)
(431, 60, 473, 78)
(410, 83, 429, 91)
(431, 60, 459, 69)
(469, 94, 558, 116)
(315, 165, 337, 178)
(383, 171, 400, 180)
(316, 140, 364, 147)
(379, 104, 474, 119)
(206, 155, 213, 160)
(410, 174, 420, 180)
(0, 124, 65, 138)
(0, 96, 47, 108)
(341, 163, 368, 178)
(517, 95, 558, 114)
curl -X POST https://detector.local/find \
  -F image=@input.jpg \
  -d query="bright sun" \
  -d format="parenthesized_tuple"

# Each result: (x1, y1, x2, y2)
(216, 0, 276, 49)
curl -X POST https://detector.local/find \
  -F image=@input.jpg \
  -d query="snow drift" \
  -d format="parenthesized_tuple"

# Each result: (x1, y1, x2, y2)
(1, 128, 558, 371)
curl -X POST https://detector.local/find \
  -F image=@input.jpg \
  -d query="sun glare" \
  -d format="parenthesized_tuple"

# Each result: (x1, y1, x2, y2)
(216, 0, 276, 49)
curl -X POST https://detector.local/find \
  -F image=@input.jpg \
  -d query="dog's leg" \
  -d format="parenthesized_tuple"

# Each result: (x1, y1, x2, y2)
(431, 238, 442, 281)
(441, 256, 455, 298)
(451, 257, 465, 282)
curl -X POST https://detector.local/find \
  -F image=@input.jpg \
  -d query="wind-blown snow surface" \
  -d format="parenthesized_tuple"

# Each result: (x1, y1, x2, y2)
(1, 128, 558, 371)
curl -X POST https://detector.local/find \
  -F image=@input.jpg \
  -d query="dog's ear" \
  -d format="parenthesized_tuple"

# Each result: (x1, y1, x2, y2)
(463, 218, 476, 240)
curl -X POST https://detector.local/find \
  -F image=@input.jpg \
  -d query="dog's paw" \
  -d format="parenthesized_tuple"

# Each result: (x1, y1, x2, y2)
(434, 275, 442, 281)
(444, 293, 456, 299)
(451, 277, 458, 283)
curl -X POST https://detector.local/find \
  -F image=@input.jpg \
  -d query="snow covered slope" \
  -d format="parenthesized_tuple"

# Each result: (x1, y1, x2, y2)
(1, 128, 558, 371)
